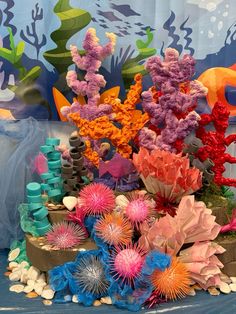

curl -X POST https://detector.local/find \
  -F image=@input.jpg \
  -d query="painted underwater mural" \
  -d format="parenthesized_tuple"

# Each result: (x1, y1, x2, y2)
(1, 0, 236, 121)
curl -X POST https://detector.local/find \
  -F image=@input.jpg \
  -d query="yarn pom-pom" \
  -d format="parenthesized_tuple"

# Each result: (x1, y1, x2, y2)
(79, 183, 115, 215)
(75, 254, 109, 296)
(46, 222, 86, 249)
(150, 257, 190, 300)
(95, 212, 133, 246)
(111, 244, 146, 284)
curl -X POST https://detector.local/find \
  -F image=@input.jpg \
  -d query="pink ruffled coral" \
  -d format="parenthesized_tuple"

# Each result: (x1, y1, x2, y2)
(133, 148, 202, 213)
(179, 241, 225, 290)
(139, 195, 221, 255)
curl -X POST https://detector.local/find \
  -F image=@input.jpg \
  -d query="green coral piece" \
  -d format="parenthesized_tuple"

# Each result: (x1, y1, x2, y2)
(122, 28, 157, 88)
(18, 203, 39, 237)
(43, 0, 91, 74)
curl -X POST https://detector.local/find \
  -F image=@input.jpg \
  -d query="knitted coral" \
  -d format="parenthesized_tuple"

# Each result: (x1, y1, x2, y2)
(139, 48, 207, 153)
(195, 101, 236, 187)
(61, 28, 148, 166)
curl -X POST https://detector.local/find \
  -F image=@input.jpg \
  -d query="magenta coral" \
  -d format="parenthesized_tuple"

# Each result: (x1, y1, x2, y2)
(139, 48, 207, 153)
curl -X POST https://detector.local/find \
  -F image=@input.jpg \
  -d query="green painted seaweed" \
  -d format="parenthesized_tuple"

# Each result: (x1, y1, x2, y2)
(122, 28, 156, 88)
(43, 0, 91, 74)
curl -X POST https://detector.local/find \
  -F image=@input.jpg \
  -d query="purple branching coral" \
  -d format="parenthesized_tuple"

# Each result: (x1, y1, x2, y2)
(139, 48, 207, 153)
(61, 28, 116, 121)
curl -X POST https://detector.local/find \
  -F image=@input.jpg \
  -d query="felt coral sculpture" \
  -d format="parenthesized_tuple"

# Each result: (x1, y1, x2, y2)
(150, 257, 190, 300)
(133, 147, 202, 215)
(139, 48, 207, 153)
(61, 28, 148, 166)
(195, 101, 236, 187)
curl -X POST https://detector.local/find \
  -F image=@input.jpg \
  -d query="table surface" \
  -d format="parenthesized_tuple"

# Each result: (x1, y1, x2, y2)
(1, 249, 236, 314)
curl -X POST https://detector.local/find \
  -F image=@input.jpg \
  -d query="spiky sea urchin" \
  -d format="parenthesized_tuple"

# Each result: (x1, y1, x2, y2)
(75, 255, 109, 296)
(79, 183, 115, 215)
(46, 222, 86, 249)
(111, 244, 146, 284)
(95, 212, 133, 246)
(150, 257, 190, 300)
(124, 193, 152, 227)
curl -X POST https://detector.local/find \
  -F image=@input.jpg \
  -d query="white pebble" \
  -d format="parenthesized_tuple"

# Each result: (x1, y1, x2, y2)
(229, 283, 236, 292)
(72, 295, 79, 303)
(219, 282, 231, 294)
(9, 284, 25, 293)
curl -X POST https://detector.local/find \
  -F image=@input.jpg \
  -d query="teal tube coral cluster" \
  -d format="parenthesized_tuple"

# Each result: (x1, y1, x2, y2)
(40, 138, 64, 201)
(26, 182, 51, 236)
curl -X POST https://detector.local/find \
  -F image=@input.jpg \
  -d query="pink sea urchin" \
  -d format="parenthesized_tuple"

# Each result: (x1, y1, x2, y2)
(95, 212, 133, 246)
(124, 193, 152, 227)
(46, 222, 86, 249)
(111, 244, 145, 284)
(79, 183, 115, 215)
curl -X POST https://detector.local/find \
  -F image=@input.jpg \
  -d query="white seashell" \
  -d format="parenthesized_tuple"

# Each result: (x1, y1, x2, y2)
(63, 196, 78, 211)
(100, 296, 112, 304)
(27, 279, 35, 287)
(9, 284, 25, 293)
(28, 266, 40, 281)
(219, 282, 231, 294)
(9, 271, 21, 282)
(20, 269, 28, 283)
(9, 262, 18, 269)
(230, 277, 236, 283)
(20, 261, 29, 268)
(229, 283, 236, 292)
(34, 283, 43, 296)
(42, 245, 52, 251)
(220, 273, 232, 284)
(208, 287, 220, 296)
(93, 300, 102, 306)
(23, 285, 34, 293)
(72, 295, 79, 303)
(115, 195, 129, 209)
(43, 300, 52, 306)
(187, 288, 196, 296)
(41, 287, 55, 300)
(78, 248, 86, 252)
(12, 267, 21, 273)
(8, 248, 20, 262)
(37, 273, 46, 283)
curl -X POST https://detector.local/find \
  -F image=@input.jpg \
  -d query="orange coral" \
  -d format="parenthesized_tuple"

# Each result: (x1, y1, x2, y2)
(68, 74, 149, 165)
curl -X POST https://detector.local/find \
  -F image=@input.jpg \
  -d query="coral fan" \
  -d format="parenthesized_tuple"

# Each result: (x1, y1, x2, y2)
(151, 257, 190, 300)
(195, 101, 236, 187)
(133, 147, 202, 215)
(111, 244, 146, 284)
(46, 222, 86, 249)
(79, 183, 115, 215)
(95, 212, 133, 246)
(139, 48, 207, 153)
(75, 254, 109, 296)
(139, 195, 221, 255)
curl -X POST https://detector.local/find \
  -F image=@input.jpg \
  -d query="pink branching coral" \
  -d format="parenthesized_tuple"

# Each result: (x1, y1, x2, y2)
(179, 241, 225, 290)
(139, 48, 207, 153)
(133, 147, 202, 215)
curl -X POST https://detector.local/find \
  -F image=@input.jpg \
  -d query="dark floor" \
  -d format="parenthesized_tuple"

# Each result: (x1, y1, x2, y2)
(1, 249, 236, 314)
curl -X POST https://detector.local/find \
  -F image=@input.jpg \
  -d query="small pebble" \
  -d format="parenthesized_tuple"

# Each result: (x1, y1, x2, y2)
(43, 300, 52, 306)
(208, 287, 220, 296)
(229, 283, 236, 292)
(219, 282, 231, 294)
(93, 300, 102, 307)
(100, 296, 112, 304)
(26, 291, 39, 298)
(72, 295, 79, 303)
(9, 284, 25, 293)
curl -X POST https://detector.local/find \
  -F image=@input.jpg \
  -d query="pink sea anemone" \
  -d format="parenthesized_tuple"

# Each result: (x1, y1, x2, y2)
(95, 212, 133, 246)
(46, 222, 86, 249)
(124, 193, 153, 227)
(79, 183, 115, 215)
(111, 244, 146, 284)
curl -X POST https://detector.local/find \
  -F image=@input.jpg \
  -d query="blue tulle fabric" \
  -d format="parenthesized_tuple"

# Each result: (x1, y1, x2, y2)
(0, 118, 46, 249)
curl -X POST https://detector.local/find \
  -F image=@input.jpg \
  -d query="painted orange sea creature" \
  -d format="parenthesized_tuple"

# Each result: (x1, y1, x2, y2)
(198, 65, 236, 116)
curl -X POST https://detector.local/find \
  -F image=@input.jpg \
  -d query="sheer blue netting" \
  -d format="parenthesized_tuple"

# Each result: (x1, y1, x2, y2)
(0, 118, 46, 249)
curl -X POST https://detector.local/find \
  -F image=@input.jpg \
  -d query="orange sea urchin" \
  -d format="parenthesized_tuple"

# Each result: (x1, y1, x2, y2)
(150, 257, 190, 300)
(95, 212, 133, 246)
